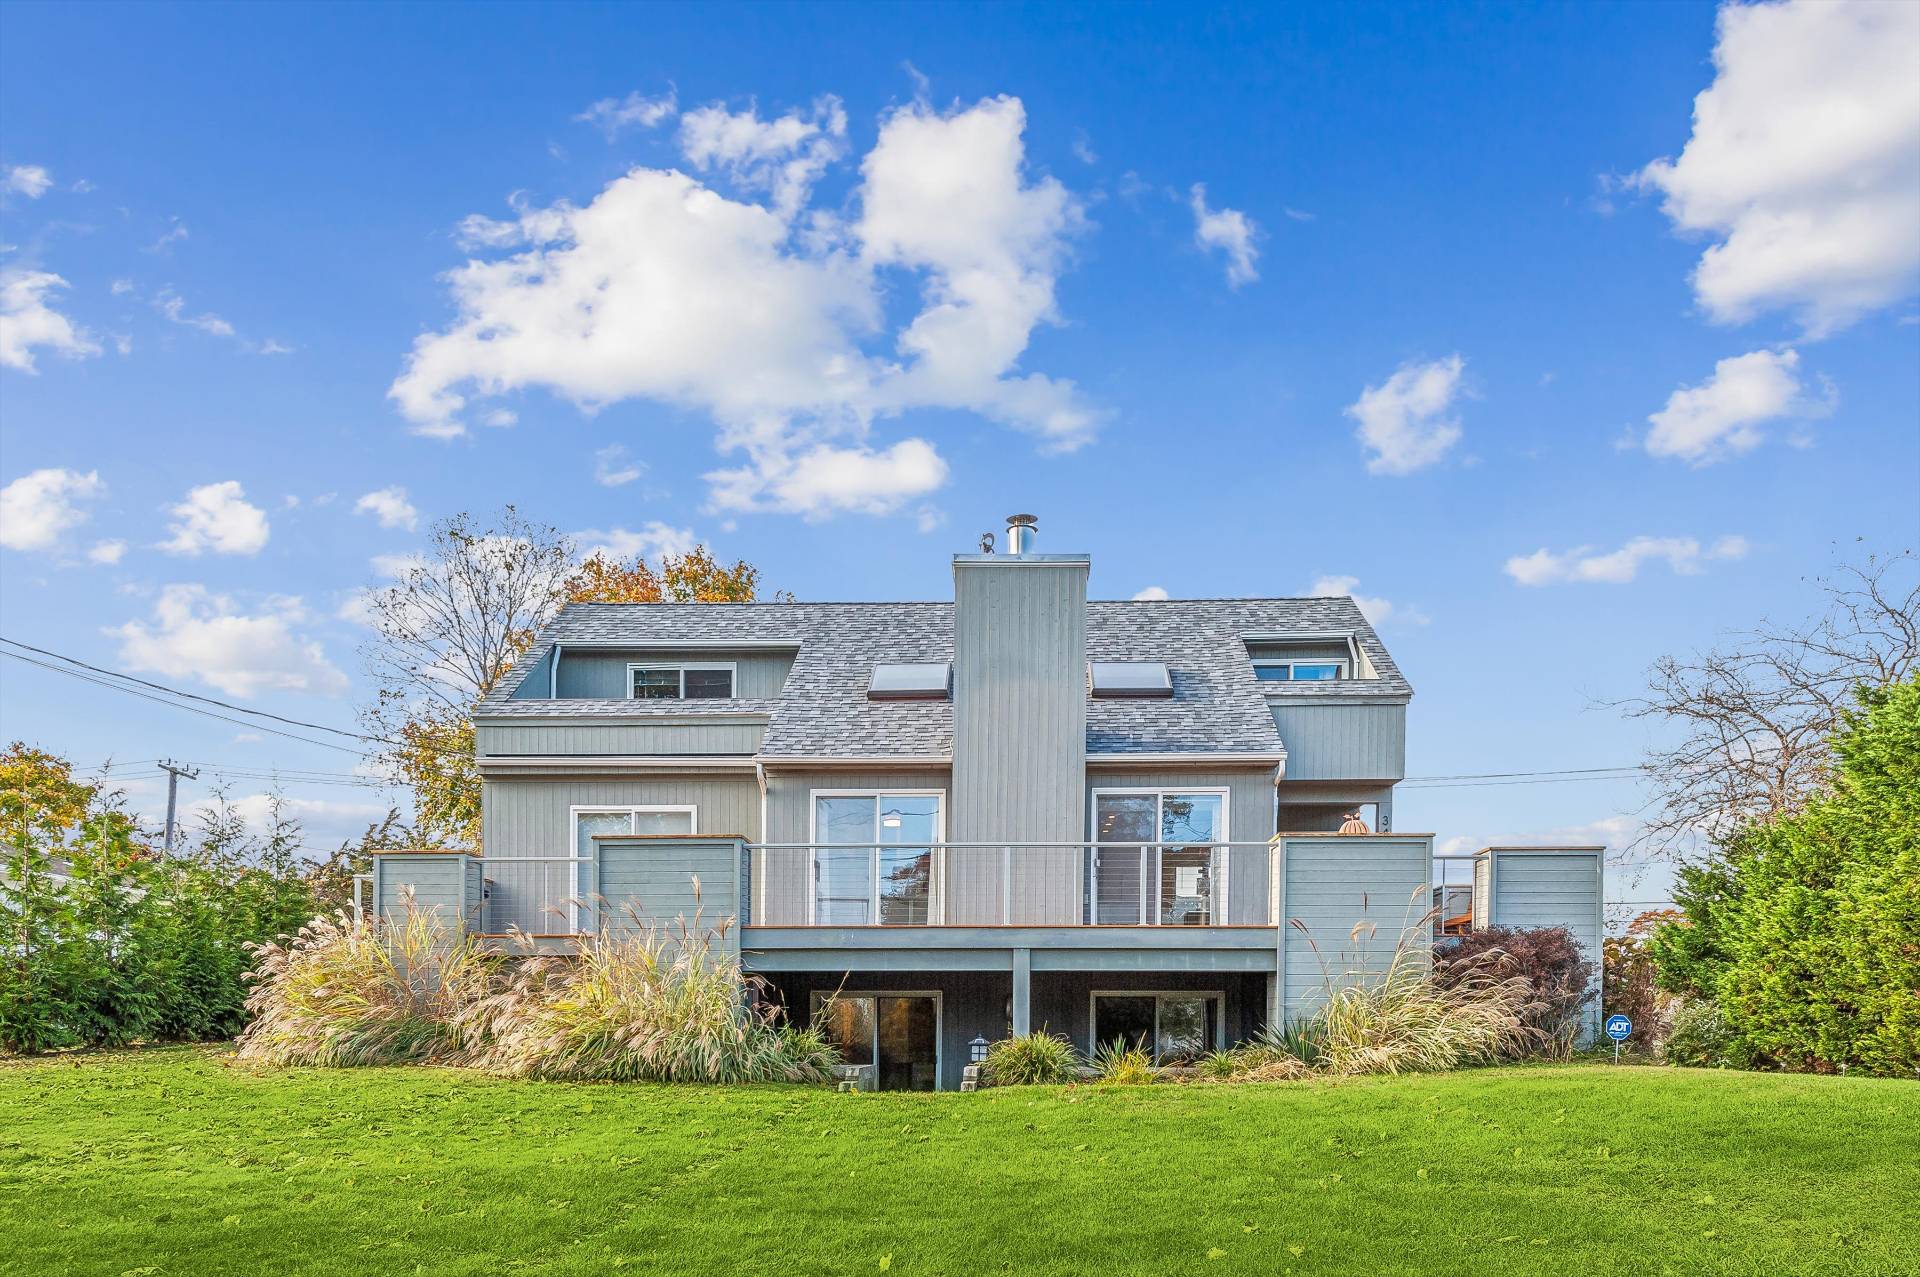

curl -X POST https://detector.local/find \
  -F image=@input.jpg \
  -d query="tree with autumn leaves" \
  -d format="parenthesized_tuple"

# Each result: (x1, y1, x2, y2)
(356, 508, 780, 850)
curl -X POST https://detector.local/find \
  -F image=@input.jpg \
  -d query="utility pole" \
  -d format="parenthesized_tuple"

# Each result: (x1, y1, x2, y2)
(158, 759, 200, 855)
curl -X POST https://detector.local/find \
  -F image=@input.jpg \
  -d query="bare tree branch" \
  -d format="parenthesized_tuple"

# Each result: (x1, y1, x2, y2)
(1609, 548, 1918, 861)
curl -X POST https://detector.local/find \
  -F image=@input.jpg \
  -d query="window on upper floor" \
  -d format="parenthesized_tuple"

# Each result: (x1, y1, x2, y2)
(627, 662, 735, 700)
(868, 662, 950, 701)
(1252, 659, 1345, 683)
(1088, 661, 1173, 698)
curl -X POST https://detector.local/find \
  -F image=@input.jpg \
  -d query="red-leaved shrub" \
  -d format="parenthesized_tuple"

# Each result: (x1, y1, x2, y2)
(1433, 925, 1595, 1056)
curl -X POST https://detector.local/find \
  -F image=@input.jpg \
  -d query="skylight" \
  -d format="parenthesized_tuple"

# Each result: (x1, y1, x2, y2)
(868, 662, 950, 701)
(1089, 661, 1173, 698)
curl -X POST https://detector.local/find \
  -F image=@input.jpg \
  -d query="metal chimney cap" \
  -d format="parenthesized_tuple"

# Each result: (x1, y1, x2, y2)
(1007, 513, 1037, 528)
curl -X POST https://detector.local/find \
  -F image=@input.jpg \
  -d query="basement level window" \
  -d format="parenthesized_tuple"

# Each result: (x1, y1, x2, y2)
(868, 662, 950, 701)
(1089, 661, 1173, 699)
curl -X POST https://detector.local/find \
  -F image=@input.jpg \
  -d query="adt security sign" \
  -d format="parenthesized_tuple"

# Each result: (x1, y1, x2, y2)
(1605, 1014, 1632, 1062)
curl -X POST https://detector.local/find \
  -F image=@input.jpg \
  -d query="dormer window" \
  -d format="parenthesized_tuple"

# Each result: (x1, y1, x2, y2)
(628, 663, 735, 700)
(1089, 661, 1173, 699)
(868, 662, 950, 701)
(1253, 660, 1344, 683)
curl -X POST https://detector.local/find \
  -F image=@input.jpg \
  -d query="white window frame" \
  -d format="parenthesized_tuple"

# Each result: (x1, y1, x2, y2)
(1087, 989, 1226, 1061)
(566, 804, 699, 932)
(625, 661, 738, 700)
(809, 988, 945, 1091)
(1088, 787, 1231, 926)
(1251, 658, 1347, 683)
(807, 789, 946, 926)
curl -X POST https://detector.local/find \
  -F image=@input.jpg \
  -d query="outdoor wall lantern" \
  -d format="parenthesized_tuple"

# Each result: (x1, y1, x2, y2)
(969, 1036, 990, 1064)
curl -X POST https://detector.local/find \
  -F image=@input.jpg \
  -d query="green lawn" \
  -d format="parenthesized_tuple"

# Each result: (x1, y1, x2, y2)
(0, 1049, 1914, 1277)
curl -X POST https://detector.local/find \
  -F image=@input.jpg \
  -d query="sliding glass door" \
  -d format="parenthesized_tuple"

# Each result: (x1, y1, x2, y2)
(1090, 790, 1227, 925)
(813, 993, 940, 1090)
(812, 792, 942, 924)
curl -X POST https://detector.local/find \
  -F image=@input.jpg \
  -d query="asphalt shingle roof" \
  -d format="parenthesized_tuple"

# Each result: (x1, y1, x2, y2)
(476, 597, 1410, 760)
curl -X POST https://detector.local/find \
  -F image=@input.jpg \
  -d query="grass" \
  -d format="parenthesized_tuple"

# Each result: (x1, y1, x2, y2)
(1, 1048, 1915, 1277)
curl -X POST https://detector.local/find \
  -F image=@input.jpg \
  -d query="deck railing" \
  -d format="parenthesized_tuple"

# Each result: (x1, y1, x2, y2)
(443, 838, 1476, 938)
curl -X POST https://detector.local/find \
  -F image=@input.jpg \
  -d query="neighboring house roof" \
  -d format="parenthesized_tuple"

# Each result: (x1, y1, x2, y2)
(476, 597, 1410, 762)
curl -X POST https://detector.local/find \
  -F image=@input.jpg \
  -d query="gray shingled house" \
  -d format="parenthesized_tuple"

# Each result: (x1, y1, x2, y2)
(366, 517, 1602, 1089)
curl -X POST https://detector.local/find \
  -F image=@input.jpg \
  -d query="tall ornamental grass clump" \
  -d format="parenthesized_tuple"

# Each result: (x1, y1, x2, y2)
(1258, 905, 1533, 1078)
(981, 1031, 1080, 1085)
(240, 899, 836, 1084)
(235, 900, 493, 1067)
(467, 913, 836, 1084)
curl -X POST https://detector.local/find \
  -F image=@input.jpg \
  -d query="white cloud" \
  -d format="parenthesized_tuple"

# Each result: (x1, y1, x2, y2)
(392, 93, 1091, 516)
(1644, 347, 1828, 465)
(679, 96, 847, 220)
(481, 408, 517, 428)
(4, 165, 53, 198)
(571, 521, 697, 564)
(1306, 574, 1426, 627)
(1071, 134, 1098, 166)
(147, 220, 189, 253)
(110, 279, 134, 296)
(575, 87, 678, 139)
(1634, 0, 1920, 335)
(87, 539, 126, 565)
(0, 269, 101, 372)
(1131, 585, 1169, 601)
(0, 467, 103, 550)
(1505, 534, 1749, 587)
(353, 486, 419, 531)
(1346, 354, 1466, 475)
(189, 792, 393, 845)
(153, 288, 235, 338)
(1437, 815, 1640, 859)
(111, 585, 349, 698)
(706, 438, 948, 519)
(593, 443, 644, 487)
(1188, 183, 1260, 287)
(161, 481, 270, 556)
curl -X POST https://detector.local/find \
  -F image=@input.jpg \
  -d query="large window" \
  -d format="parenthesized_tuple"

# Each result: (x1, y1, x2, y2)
(627, 663, 735, 700)
(568, 805, 697, 931)
(1090, 992, 1222, 1064)
(811, 792, 943, 925)
(1089, 790, 1227, 925)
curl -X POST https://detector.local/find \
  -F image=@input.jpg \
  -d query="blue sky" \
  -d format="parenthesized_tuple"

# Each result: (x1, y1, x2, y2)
(2, 1, 1916, 908)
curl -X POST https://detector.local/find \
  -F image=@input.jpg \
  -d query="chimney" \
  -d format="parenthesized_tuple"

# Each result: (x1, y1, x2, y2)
(950, 516, 1087, 923)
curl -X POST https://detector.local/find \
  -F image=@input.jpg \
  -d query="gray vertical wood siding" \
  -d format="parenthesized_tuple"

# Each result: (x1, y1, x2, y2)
(1085, 766, 1277, 924)
(1483, 847, 1604, 1037)
(1266, 702, 1407, 780)
(554, 648, 796, 699)
(1277, 835, 1433, 1020)
(951, 556, 1088, 924)
(480, 775, 758, 934)
(374, 854, 480, 932)
(594, 836, 744, 953)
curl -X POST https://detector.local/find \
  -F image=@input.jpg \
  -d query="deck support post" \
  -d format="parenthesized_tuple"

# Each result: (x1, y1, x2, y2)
(1011, 946, 1032, 1036)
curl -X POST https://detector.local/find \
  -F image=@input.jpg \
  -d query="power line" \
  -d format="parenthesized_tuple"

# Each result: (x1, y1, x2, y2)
(0, 636, 371, 742)
(1401, 764, 1647, 783)
(1, 648, 368, 754)
(0, 636, 476, 761)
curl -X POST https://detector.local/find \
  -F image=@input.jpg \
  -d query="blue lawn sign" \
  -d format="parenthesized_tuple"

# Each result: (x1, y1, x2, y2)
(1605, 1014, 1632, 1063)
